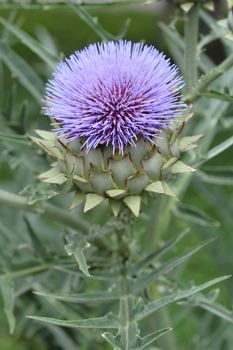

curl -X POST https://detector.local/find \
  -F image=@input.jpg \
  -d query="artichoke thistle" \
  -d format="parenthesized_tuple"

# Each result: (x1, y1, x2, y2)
(33, 41, 201, 216)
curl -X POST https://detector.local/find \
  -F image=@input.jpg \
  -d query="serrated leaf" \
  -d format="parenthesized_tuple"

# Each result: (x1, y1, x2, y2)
(84, 193, 105, 212)
(27, 313, 118, 329)
(102, 332, 120, 347)
(136, 275, 230, 321)
(170, 161, 196, 174)
(0, 41, 43, 102)
(34, 290, 119, 303)
(200, 90, 233, 102)
(173, 203, 220, 227)
(137, 328, 172, 349)
(130, 229, 189, 274)
(198, 166, 233, 185)
(191, 300, 233, 324)
(0, 279, 15, 334)
(145, 181, 164, 194)
(0, 17, 56, 69)
(65, 238, 91, 277)
(130, 240, 212, 294)
(210, 136, 233, 159)
(123, 195, 141, 217)
(45, 324, 77, 350)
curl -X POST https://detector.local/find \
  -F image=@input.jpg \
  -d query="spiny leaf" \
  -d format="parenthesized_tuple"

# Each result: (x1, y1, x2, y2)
(27, 313, 119, 329)
(102, 332, 120, 347)
(197, 166, 233, 185)
(0, 264, 50, 281)
(196, 135, 233, 166)
(0, 41, 43, 102)
(200, 89, 233, 102)
(45, 324, 77, 350)
(137, 328, 172, 349)
(195, 301, 233, 324)
(0, 279, 15, 334)
(34, 290, 119, 304)
(0, 17, 56, 69)
(173, 203, 220, 227)
(136, 275, 230, 321)
(130, 229, 189, 274)
(130, 240, 213, 294)
(65, 238, 91, 277)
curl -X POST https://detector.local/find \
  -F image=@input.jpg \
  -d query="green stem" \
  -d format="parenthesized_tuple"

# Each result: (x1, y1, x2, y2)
(184, 4, 199, 94)
(184, 52, 233, 102)
(0, 188, 89, 234)
(116, 211, 138, 350)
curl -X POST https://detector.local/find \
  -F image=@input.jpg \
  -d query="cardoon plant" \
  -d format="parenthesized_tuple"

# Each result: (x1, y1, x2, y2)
(0, 1, 233, 350)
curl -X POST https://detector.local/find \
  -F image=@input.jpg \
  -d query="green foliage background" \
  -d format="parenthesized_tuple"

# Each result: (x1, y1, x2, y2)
(0, 1, 233, 350)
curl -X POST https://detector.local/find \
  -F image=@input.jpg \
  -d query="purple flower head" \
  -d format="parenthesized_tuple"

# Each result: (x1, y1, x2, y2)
(44, 41, 185, 153)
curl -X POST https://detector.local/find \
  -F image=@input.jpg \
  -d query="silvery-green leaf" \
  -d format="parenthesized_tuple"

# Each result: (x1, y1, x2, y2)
(137, 328, 172, 349)
(130, 240, 212, 294)
(0, 41, 43, 102)
(27, 313, 119, 329)
(0, 17, 57, 69)
(34, 290, 119, 304)
(173, 203, 220, 227)
(65, 238, 91, 277)
(136, 275, 230, 321)
(0, 279, 15, 334)
(130, 229, 189, 274)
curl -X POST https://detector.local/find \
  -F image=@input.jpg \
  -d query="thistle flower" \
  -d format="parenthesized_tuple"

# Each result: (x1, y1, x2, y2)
(44, 41, 185, 154)
(33, 41, 199, 216)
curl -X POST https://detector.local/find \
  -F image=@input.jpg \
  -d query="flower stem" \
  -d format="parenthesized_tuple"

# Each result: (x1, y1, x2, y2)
(184, 4, 200, 94)
(116, 211, 138, 350)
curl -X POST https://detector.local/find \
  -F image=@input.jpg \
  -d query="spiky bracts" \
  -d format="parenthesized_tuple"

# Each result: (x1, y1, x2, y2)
(43, 41, 185, 154)
(32, 120, 201, 216)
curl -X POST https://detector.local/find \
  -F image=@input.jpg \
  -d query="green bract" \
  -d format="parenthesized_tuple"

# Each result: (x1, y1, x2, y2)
(32, 117, 200, 217)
